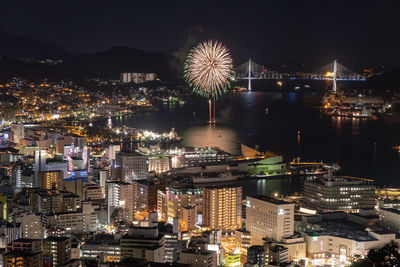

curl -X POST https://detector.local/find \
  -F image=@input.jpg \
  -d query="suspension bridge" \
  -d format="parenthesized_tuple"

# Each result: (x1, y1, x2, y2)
(235, 59, 366, 93)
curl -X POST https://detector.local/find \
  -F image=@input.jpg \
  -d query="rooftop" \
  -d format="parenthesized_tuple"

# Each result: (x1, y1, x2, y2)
(11, 238, 42, 243)
(84, 234, 119, 245)
(248, 195, 292, 205)
(381, 208, 400, 215)
(305, 219, 383, 242)
(4, 250, 42, 257)
(44, 236, 70, 242)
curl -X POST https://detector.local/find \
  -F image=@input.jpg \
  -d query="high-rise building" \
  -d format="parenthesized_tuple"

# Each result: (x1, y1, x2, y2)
(148, 156, 171, 174)
(180, 206, 197, 232)
(133, 180, 164, 212)
(120, 73, 132, 83)
(145, 73, 157, 81)
(120, 72, 155, 83)
(0, 196, 6, 221)
(116, 152, 148, 181)
(11, 162, 23, 192)
(38, 171, 63, 190)
(302, 175, 376, 212)
(99, 169, 108, 197)
(64, 178, 85, 198)
(11, 123, 25, 144)
(106, 181, 135, 222)
(45, 160, 69, 181)
(29, 189, 62, 214)
(34, 150, 46, 187)
(107, 144, 120, 161)
(0, 222, 22, 248)
(157, 187, 202, 223)
(246, 195, 295, 245)
(203, 186, 242, 231)
(43, 236, 71, 267)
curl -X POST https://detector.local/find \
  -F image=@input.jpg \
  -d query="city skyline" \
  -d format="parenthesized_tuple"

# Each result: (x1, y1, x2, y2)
(1, 1, 400, 266)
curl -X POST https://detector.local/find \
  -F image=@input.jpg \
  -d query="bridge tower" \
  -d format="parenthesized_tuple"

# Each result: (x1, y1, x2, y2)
(333, 59, 337, 94)
(248, 58, 252, 91)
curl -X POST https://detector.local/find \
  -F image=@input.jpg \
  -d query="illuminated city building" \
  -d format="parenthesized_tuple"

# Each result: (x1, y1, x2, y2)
(133, 179, 164, 212)
(5, 237, 43, 267)
(246, 245, 265, 267)
(84, 184, 102, 200)
(234, 228, 251, 252)
(3, 251, 43, 267)
(81, 234, 121, 262)
(263, 241, 289, 265)
(0, 195, 7, 221)
(157, 187, 202, 223)
(43, 236, 71, 267)
(178, 248, 217, 267)
(11, 162, 22, 192)
(299, 213, 400, 265)
(302, 175, 376, 212)
(34, 150, 46, 187)
(45, 160, 69, 181)
(46, 202, 97, 234)
(116, 152, 148, 181)
(224, 252, 240, 267)
(180, 205, 197, 232)
(120, 72, 157, 83)
(29, 189, 62, 214)
(16, 213, 43, 239)
(148, 156, 171, 174)
(203, 186, 242, 231)
(246, 195, 294, 245)
(106, 181, 135, 222)
(7, 238, 42, 253)
(177, 147, 234, 168)
(11, 123, 25, 144)
(38, 171, 63, 190)
(0, 222, 22, 248)
(59, 191, 81, 212)
(120, 225, 165, 263)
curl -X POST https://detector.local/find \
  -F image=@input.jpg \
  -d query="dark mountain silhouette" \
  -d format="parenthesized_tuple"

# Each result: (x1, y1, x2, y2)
(383, 68, 400, 92)
(54, 46, 176, 80)
(0, 57, 51, 81)
(0, 30, 73, 59)
(0, 31, 180, 81)
(0, 37, 178, 81)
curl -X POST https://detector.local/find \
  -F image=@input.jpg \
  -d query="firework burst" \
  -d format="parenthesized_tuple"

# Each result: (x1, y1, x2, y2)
(184, 40, 234, 99)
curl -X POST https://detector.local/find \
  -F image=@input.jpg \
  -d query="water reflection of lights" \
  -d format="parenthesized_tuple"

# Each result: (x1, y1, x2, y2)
(183, 126, 239, 155)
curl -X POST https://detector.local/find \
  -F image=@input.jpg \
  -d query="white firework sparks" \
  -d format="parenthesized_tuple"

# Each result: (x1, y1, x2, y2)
(184, 40, 234, 98)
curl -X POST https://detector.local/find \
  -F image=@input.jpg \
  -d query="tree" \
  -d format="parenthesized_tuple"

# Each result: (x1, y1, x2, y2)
(351, 241, 400, 267)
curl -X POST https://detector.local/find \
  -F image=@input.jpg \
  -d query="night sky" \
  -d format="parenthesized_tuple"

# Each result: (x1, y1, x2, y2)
(1, 0, 399, 67)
